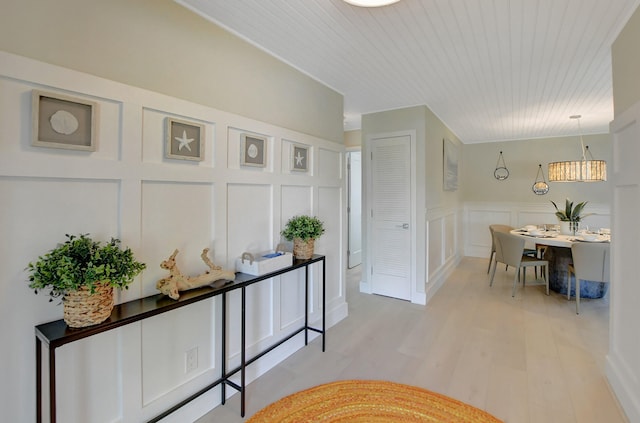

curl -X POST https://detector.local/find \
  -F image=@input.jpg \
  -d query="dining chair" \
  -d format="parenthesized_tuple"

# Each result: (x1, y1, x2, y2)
(490, 231, 549, 297)
(568, 242, 610, 314)
(487, 224, 537, 274)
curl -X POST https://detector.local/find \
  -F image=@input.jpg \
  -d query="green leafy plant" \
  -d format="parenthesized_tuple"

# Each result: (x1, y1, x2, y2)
(27, 234, 146, 301)
(551, 198, 592, 222)
(281, 215, 325, 241)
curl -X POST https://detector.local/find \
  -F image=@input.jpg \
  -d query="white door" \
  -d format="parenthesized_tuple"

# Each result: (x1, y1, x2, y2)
(347, 151, 362, 268)
(370, 135, 412, 301)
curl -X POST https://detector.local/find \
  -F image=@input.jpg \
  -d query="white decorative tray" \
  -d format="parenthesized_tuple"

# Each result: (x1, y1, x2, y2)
(235, 251, 293, 276)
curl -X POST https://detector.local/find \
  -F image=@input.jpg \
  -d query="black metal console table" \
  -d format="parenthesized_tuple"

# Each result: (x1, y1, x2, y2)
(35, 255, 326, 423)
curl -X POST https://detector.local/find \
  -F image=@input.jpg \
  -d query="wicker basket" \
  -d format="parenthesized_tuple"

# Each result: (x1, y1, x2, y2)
(63, 283, 114, 328)
(293, 238, 315, 260)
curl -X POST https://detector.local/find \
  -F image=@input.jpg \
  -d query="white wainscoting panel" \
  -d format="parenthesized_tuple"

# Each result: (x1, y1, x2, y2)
(606, 101, 640, 423)
(0, 52, 346, 423)
(140, 181, 215, 298)
(56, 330, 122, 422)
(318, 147, 342, 179)
(425, 207, 461, 303)
(141, 300, 217, 406)
(464, 201, 611, 258)
(318, 186, 344, 306)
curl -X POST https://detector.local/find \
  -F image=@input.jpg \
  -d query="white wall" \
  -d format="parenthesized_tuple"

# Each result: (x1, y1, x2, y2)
(462, 135, 612, 204)
(608, 5, 640, 421)
(360, 106, 463, 305)
(0, 52, 347, 423)
(0, 0, 344, 144)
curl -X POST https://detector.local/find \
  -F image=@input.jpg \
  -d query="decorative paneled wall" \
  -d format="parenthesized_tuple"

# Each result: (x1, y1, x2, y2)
(425, 206, 462, 302)
(464, 201, 611, 259)
(0, 52, 347, 423)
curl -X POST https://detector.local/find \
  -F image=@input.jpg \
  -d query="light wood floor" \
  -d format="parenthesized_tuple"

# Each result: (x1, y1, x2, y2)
(197, 257, 627, 423)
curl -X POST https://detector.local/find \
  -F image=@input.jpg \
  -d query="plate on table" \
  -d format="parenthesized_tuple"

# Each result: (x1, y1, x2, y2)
(525, 231, 557, 238)
(575, 235, 609, 243)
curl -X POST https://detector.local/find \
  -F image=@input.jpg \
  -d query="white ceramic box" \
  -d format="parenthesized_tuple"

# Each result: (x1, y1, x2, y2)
(235, 251, 293, 276)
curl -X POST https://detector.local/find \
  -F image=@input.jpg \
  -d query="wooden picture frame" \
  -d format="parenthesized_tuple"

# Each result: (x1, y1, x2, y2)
(165, 117, 205, 161)
(32, 90, 98, 151)
(443, 138, 458, 191)
(291, 144, 309, 172)
(240, 133, 267, 167)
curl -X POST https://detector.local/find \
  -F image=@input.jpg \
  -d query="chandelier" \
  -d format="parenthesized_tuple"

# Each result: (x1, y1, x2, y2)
(343, 0, 401, 7)
(548, 115, 607, 182)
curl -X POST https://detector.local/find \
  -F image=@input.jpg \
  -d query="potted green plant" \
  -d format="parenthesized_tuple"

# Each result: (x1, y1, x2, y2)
(281, 215, 325, 259)
(27, 233, 146, 327)
(551, 198, 592, 235)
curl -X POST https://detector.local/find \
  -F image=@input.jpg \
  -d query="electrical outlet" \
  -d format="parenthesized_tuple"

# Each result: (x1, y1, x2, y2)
(185, 347, 198, 373)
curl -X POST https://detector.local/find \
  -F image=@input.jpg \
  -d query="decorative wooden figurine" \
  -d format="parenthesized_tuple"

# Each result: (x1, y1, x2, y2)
(156, 248, 235, 300)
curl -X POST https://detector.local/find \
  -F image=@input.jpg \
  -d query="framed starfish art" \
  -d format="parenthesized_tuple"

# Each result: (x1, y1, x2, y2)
(291, 143, 309, 172)
(165, 117, 204, 161)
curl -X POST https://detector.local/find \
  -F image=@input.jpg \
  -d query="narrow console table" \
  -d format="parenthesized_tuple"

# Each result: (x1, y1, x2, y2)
(35, 255, 326, 423)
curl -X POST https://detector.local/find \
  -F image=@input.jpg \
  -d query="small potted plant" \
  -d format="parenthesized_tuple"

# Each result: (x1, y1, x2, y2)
(551, 198, 592, 235)
(281, 215, 325, 259)
(27, 234, 146, 327)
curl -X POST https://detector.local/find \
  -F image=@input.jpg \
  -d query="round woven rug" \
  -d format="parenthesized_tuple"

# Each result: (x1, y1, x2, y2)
(247, 380, 503, 422)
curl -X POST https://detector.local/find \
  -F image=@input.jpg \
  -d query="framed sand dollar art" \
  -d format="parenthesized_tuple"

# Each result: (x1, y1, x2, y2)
(240, 133, 267, 167)
(32, 90, 97, 151)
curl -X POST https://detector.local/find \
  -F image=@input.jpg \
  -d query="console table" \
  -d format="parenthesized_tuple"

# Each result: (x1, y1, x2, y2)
(35, 255, 326, 423)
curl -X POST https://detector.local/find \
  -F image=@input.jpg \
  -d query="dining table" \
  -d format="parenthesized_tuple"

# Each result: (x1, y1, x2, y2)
(509, 228, 610, 298)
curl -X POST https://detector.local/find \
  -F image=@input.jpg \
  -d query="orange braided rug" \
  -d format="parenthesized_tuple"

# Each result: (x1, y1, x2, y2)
(247, 380, 503, 422)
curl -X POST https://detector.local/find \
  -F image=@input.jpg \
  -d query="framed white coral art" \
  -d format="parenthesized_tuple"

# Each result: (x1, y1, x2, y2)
(165, 117, 205, 161)
(32, 90, 98, 151)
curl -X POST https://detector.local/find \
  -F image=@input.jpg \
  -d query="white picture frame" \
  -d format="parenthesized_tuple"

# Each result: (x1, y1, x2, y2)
(240, 133, 267, 167)
(443, 138, 458, 191)
(165, 117, 205, 161)
(32, 90, 98, 152)
(291, 144, 309, 172)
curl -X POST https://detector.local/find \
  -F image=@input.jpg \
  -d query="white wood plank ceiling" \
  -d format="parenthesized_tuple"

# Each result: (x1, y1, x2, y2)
(178, 0, 640, 143)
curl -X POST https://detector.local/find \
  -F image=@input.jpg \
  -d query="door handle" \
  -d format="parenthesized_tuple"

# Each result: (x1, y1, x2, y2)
(397, 223, 409, 229)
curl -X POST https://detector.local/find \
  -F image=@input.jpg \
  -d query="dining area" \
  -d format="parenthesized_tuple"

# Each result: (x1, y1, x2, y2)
(487, 221, 611, 314)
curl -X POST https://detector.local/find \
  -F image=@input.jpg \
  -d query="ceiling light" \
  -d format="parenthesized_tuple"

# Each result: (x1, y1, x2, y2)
(342, 0, 401, 7)
(548, 115, 607, 182)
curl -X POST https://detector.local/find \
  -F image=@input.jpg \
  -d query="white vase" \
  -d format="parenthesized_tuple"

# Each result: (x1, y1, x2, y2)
(559, 221, 578, 235)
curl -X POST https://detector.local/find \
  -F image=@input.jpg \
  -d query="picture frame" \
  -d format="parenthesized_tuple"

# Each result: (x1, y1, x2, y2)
(443, 138, 458, 191)
(165, 117, 205, 161)
(240, 133, 267, 167)
(32, 90, 98, 151)
(291, 144, 309, 172)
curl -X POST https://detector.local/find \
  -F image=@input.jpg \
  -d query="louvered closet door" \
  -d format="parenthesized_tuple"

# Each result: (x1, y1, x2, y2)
(370, 135, 412, 301)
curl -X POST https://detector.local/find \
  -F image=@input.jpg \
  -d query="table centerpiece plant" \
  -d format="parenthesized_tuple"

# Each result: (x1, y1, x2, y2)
(551, 198, 592, 235)
(281, 215, 325, 259)
(26, 233, 146, 327)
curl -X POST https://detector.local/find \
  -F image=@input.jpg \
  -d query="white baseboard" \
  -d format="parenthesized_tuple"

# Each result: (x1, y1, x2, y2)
(161, 300, 348, 422)
(426, 253, 461, 303)
(606, 353, 639, 423)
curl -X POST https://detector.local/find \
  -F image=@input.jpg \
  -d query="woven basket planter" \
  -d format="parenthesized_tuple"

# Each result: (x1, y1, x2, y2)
(63, 283, 114, 328)
(293, 238, 315, 260)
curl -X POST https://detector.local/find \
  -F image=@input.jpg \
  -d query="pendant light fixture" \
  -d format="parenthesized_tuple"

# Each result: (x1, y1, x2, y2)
(343, 0, 401, 7)
(548, 115, 607, 182)
(494, 151, 509, 180)
(532, 164, 549, 195)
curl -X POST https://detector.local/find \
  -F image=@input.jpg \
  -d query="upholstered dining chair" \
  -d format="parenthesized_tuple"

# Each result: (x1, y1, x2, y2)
(487, 224, 537, 273)
(490, 231, 549, 297)
(568, 242, 610, 314)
